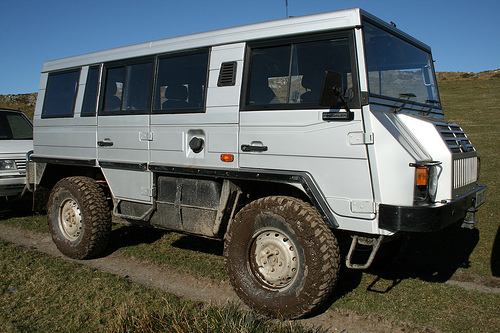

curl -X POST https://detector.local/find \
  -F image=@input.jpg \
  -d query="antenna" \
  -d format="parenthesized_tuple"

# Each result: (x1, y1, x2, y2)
(286, 0, 289, 18)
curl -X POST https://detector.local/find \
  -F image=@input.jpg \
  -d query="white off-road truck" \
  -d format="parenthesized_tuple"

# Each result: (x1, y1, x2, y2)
(27, 8, 486, 318)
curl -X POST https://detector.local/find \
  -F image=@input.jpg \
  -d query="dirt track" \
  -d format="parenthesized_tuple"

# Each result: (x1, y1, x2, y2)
(0, 223, 432, 333)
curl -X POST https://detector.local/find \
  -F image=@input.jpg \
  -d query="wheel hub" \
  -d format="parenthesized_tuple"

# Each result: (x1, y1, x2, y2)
(250, 228, 299, 289)
(59, 198, 82, 240)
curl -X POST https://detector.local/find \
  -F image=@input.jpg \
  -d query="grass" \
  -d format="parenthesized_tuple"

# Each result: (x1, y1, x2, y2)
(1, 73, 499, 332)
(0, 240, 323, 333)
(438, 77, 500, 277)
(331, 269, 499, 332)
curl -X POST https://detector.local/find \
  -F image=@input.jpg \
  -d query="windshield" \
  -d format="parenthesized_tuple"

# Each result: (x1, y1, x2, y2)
(0, 112, 33, 140)
(363, 21, 440, 106)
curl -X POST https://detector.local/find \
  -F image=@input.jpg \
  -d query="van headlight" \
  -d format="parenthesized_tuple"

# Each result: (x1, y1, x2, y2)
(0, 160, 17, 170)
(428, 165, 439, 201)
(411, 161, 442, 204)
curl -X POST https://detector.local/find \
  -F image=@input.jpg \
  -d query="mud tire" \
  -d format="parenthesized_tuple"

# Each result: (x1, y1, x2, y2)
(47, 176, 111, 259)
(224, 196, 340, 319)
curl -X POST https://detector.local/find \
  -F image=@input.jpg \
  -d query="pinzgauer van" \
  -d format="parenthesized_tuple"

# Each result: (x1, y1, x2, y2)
(27, 8, 486, 318)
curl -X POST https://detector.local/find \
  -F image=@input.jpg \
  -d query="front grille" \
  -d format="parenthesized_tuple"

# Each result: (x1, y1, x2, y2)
(15, 159, 27, 170)
(435, 121, 478, 197)
(454, 157, 477, 189)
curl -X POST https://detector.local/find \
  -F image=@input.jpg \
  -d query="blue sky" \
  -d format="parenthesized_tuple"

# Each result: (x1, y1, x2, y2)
(1, 0, 498, 94)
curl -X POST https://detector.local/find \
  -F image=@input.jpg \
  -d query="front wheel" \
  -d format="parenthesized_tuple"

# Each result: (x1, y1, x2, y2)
(47, 176, 111, 259)
(224, 196, 340, 319)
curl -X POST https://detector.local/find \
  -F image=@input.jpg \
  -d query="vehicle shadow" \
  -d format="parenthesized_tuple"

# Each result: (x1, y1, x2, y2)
(367, 222, 480, 285)
(313, 223, 480, 316)
(491, 223, 500, 277)
(0, 195, 33, 219)
(104, 224, 224, 257)
(170, 234, 224, 256)
(104, 225, 167, 256)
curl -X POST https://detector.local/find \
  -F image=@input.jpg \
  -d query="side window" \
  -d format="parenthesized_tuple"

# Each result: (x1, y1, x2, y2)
(245, 36, 356, 109)
(153, 51, 208, 113)
(42, 69, 80, 118)
(81, 66, 100, 117)
(102, 60, 153, 114)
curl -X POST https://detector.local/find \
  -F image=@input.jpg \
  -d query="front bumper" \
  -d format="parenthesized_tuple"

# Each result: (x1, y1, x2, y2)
(379, 183, 486, 232)
(0, 175, 27, 197)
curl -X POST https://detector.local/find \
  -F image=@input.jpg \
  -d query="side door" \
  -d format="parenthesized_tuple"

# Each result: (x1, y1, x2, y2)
(239, 33, 375, 220)
(97, 59, 154, 203)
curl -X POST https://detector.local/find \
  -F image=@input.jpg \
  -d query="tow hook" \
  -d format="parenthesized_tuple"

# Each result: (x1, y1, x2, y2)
(462, 206, 478, 230)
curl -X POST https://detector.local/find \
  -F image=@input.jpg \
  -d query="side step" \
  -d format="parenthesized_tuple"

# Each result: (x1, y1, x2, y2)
(345, 235, 384, 269)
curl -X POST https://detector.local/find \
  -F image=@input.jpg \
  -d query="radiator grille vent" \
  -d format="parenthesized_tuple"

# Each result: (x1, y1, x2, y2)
(15, 159, 26, 170)
(453, 157, 477, 189)
(436, 123, 475, 154)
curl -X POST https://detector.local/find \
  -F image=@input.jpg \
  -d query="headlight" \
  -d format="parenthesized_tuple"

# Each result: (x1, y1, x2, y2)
(0, 160, 17, 170)
(411, 161, 442, 204)
(428, 165, 439, 202)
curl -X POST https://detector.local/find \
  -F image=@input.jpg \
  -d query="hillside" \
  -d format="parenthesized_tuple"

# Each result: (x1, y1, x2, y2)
(436, 69, 500, 81)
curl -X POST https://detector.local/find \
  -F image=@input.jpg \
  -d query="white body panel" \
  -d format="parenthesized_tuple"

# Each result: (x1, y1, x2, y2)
(149, 43, 244, 171)
(34, 69, 97, 161)
(239, 109, 374, 220)
(97, 114, 151, 202)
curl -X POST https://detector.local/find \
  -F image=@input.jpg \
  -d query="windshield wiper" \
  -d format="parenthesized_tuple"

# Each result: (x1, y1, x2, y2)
(394, 93, 416, 113)
(424, 99, 440, 115)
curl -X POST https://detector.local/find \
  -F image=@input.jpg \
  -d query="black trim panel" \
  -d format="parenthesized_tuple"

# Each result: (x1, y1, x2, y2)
(30, 155, 96, 167)
(379, 183, 486, 232)
(99, 161, 148, 171)
(149, 163, 339, 228)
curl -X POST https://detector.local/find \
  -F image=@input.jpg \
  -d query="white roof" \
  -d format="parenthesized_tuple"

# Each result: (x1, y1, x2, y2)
(42, 7, 430, 73)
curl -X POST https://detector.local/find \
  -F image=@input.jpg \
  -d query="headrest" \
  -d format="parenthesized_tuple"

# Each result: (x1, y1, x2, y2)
(165, 85, 188, 101)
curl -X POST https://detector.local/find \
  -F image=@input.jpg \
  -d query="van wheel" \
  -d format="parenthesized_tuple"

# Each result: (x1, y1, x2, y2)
(224, 196, 340, 319)
(47, 176, 111, 259)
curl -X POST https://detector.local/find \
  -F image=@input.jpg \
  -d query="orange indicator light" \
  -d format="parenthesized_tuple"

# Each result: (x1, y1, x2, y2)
(416, 166, 428, 186)
(220, 154, 234, 162)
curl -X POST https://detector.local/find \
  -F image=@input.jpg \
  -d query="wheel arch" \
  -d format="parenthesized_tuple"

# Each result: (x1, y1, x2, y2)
(30, 160, 107, 213)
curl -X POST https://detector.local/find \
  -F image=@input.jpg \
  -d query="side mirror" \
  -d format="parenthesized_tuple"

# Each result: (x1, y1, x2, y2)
(319, 71, 343, 107)
(320, 71, 353, 121)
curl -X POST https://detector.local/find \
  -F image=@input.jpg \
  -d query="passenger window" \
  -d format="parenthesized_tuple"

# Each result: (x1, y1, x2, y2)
(245, 37, 355, 109)
(102, 60, 153, 114)
(81, 66, 100, 117)
(42, 69, 80, 118)
(153, 51, 208, 113)
(103, 67, 124, 112)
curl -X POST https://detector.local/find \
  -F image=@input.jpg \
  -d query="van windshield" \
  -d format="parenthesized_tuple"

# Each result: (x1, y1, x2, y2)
(363, 21, 440, 107)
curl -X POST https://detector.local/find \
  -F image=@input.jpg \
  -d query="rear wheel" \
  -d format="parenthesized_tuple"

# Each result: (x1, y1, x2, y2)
(224, 196, 340, 319)
(47, 176, 111, 259)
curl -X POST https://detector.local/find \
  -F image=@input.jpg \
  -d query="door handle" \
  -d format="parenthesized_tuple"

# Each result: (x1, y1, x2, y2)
(98, 140, 114, 147)
(241, 144, 268, 152)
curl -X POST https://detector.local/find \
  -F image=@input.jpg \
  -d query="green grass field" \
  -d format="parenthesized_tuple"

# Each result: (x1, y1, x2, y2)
(1, 73, 499, 332)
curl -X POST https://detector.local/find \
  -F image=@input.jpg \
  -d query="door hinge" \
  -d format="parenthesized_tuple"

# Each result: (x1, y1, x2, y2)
(348, 132, 374, 145)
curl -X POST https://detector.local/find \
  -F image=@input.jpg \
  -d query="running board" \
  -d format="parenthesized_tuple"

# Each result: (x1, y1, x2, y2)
(345, 235, 384, 269)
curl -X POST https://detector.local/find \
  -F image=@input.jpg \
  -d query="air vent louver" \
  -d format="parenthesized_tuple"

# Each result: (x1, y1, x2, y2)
(217, 61, 237, 87)
(435, 123, 475, 154)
